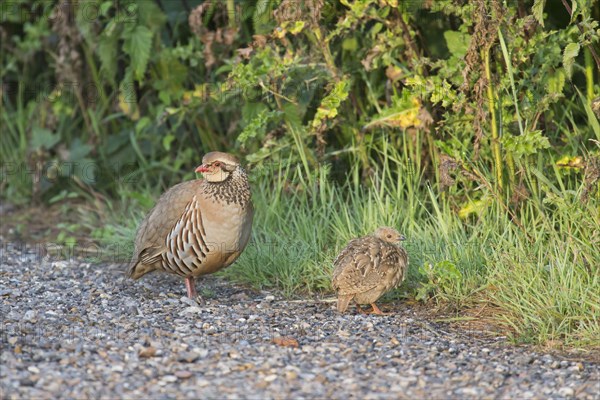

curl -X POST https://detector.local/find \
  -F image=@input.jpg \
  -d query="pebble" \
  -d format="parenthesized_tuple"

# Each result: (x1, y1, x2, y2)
(0, 237, 598, 399)
(180, 306, 202, 315)
(177, 351, 199, 363)
(174, 371, 192, 379)
(558, 387, 574, 397)
(180, 297, 198, 307)
(23, 310, 37, 322)
(516, 355, 534, 365)
(162, 375, 177, 383)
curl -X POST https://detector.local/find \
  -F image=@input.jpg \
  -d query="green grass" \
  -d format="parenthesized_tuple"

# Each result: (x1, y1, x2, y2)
(1, 89, 32, 203)
(96, 133, 599, 349)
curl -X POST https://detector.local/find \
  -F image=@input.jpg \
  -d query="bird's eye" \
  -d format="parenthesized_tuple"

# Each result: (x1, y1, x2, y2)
(214, 162, 221, 167)
(387, 234, 392, 238)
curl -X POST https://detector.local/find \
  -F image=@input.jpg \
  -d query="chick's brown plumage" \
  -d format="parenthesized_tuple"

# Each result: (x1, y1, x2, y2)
(332, 227, 409, 314)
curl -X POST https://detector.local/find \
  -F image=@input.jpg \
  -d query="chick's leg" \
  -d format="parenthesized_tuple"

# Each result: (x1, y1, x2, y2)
(370, 303, 391, 315)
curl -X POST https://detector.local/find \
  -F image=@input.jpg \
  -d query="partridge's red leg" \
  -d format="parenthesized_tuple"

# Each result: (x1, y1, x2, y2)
(185, 276, 198, 299)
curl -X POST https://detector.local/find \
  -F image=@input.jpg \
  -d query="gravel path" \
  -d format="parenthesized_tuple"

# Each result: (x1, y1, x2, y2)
(1, 239, 598, 399)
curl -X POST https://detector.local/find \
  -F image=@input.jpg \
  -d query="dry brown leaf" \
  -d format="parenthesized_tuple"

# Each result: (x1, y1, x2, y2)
(272, 336, 299, 348)
(138, 346, 157, 358)
(386, 65, 403, 82)
(237, 47, 254, 59)
(253, 35, 268, 47)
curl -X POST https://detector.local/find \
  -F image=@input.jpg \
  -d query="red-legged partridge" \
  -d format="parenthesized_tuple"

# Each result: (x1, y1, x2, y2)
(332, 227, 408, 314)
(129, 152, 254, 299)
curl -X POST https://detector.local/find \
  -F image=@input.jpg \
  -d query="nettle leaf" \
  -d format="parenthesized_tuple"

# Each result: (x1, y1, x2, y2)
(136, 0, 166, 29)
(153, 50, 188, 96)
(563, 42, 580, 79)
(532, 0, 546, 27)
(443, 30, 471, 59)
(98, 31, 118, 82)
(311, 79, 350, 128)
(547, 69, 566, 95)
(570, 0, 578, 21)
(253, 0, 275, 34)
(123, 25, 153, 82)
(502, 130, 551, 158)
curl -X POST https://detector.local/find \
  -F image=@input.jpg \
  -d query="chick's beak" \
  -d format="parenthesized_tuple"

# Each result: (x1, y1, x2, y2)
(399, 235, 407, 242)
(195, 164, 210, 173)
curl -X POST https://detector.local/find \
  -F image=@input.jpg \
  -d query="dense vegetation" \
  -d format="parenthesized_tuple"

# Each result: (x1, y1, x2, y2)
(1, 0, 599, 348)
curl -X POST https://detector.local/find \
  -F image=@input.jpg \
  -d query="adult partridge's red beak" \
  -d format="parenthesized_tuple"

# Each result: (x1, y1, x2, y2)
(195, 164, 210, 173)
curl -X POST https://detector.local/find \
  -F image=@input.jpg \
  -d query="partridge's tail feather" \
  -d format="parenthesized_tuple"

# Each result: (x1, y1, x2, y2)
(337, 295, 353, 313)
(129, 261, 156, 279)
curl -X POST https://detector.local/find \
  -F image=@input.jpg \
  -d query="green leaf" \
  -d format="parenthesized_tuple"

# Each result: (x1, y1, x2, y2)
(311, 79, 350, 128)
(162, 134, 175, 151)
(253, 0, 275, 34)
(283, 102, 302, 130)
(135, 117, 151, 134)
(153, 50, 188, 95)
(98, 31, 118, 81)
(99, 1, 112, 16)
(30, 127, 60, 150)
(547, 70, 565, 95)
(443, 31, 471, 58)
(136, 1, 166, 29)
(563, 42, 580, 79)
(288, 21, 306, 35)
(123, 25, 153, 82)
(502, 130, 551, 158)
(68, 138, 92, 161)
(363, 91, 424, 130)
(570, 0, 578, 22)
(342, 37, 358, 51)
(238, 109, 279, 145)
(435, 260, 462, 281)
(242, 102, 269, 123)
(532, 0, 546, 27)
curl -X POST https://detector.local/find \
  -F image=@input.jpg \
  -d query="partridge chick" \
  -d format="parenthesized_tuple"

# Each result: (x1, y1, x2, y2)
(129, 152, 253, 299)
(332, 227, 408, 314)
